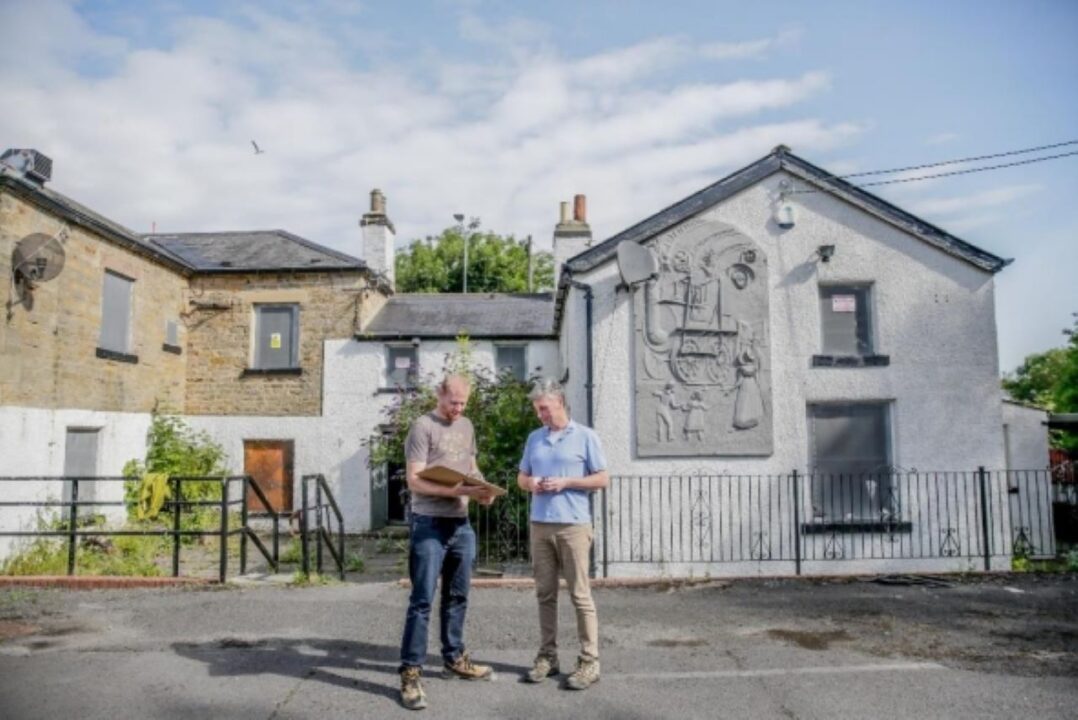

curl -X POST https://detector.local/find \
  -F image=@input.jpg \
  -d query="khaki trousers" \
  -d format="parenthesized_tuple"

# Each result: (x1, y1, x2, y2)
(530, 522, 598, 661)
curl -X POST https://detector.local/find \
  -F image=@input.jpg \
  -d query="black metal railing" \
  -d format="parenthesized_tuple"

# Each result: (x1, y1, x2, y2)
(298, 474, 345, 580)
(460, 467, 1068, 577)
(0, 475, 280, 581)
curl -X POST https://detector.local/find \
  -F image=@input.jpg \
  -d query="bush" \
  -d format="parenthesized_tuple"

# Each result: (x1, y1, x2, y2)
(123, 414, 231, 538)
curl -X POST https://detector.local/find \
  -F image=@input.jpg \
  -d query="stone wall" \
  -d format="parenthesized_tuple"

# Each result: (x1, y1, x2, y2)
(184, 272, 385, 416)
(0, 191, 187, 412)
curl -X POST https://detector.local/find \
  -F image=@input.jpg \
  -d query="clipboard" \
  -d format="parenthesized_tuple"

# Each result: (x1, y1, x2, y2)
(417, 465, 508, 497)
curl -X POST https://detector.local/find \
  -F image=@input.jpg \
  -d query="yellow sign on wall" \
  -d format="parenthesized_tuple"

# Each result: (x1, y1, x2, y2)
(270, 333, 282, 349)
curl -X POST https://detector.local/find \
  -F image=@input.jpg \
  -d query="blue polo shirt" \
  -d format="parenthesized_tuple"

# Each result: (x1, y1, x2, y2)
(519, 420, 608, 524)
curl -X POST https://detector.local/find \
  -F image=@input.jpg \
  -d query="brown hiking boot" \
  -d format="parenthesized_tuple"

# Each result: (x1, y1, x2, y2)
(442, 652, 495, 681)
(525, 654, 559, 683)
(400, 666, 427, 710)
(565, 657, 600, 690)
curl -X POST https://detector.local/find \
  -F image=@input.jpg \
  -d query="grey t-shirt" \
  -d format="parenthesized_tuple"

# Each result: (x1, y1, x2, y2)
(405, 412, 477, 518)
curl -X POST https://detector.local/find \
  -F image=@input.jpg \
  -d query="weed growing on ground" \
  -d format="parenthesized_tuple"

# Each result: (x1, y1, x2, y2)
(345, 552, 366, 573)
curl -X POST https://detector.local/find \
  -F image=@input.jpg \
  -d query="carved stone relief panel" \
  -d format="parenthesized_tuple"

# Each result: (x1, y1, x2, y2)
(634, 218, 772, 456)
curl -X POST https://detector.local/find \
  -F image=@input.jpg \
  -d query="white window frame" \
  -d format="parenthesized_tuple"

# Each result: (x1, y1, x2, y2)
(494, 343, 528, 381)
(386, 344, 418, 388)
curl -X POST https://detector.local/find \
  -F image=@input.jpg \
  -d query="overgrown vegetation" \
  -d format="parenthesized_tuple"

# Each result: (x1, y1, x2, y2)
(1, 414, 232, 576)
(1003, 313, 1078, 452)
(367, 337, 541, 560)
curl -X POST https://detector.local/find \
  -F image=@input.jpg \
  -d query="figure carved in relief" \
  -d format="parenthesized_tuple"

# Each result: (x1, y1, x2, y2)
(732, 347, 764, 430)
(682, 391, 709, 441)
(651, 382, 679, 442)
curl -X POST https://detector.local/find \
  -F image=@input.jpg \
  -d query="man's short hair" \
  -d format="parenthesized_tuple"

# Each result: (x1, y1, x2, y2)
(438, 374, 472, 394)
(528, 378, 569, 412)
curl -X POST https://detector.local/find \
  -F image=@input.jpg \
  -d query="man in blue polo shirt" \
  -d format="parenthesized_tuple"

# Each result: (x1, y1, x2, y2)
(517, 379, 609, 690)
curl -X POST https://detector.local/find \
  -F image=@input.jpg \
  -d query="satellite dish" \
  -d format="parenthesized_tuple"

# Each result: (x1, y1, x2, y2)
(10, 233, 66, 310)
(616, 240, 658, 286)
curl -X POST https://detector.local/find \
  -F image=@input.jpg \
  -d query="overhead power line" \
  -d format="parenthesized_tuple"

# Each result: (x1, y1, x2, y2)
(839, 139, 1078, 179)
(789, 143, 1078, 193)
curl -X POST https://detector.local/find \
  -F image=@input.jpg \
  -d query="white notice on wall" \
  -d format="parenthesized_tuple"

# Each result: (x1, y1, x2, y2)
(395, 356, 412, 369)
(832, 295, 856, 313)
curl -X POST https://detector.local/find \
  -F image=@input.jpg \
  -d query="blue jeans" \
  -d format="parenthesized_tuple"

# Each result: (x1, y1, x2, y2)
(399, 514, 475, 670)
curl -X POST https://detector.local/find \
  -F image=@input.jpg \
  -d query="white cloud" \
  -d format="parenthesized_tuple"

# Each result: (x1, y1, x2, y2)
(700, 28, 801, 60)
(0, 3, 852, 253)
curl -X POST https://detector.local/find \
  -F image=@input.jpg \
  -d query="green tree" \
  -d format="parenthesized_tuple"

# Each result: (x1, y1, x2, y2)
(1003, 313, 1078, 452)
(395, 220, 554, 293)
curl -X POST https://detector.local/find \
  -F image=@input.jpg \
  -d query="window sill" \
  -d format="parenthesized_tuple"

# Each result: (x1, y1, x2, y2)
(242, 367, 303, 377)
(96, 347, 139, 364)
(801, 520, 912, 535)
(812, 354, 890, 368)
(162, 343, 182, 355)
(376, 386, 418, 394)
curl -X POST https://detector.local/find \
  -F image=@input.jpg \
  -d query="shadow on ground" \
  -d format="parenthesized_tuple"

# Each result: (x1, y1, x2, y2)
(171, 637, 529, 703)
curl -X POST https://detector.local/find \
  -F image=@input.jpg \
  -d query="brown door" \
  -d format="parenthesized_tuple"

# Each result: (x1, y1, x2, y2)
(243, 440, 294, 513)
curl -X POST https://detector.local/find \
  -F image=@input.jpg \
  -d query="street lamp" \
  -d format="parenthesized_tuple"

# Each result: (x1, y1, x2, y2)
(453, 213, 468, 293)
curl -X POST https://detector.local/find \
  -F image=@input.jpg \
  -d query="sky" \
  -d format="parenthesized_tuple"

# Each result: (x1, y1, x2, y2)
(1, 0, 1075, 373)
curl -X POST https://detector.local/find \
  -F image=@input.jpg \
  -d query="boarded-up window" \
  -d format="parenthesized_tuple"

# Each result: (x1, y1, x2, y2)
(386, 346, 417, 387)
(809, 402, 892, 520)
(99, 271, 133, 353)
(254, 305, 299, 369)
(819, 285, 873, 355)
(165, 319, 179, 346)
(495, 344, 527, 381)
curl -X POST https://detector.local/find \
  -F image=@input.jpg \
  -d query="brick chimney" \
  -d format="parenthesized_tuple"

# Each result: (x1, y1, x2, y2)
(360, 188, 396, 289)
(553, 193, 591, 274)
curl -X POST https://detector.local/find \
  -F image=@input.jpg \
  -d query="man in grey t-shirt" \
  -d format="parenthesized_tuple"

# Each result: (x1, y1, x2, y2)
(398, 374, 498, 711)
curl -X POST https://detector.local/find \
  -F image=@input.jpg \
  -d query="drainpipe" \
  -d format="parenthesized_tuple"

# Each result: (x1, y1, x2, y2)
(569, 278, 604, 578)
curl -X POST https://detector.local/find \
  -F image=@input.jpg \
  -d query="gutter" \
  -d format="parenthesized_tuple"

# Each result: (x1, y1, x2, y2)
(567, 275, 607, 578)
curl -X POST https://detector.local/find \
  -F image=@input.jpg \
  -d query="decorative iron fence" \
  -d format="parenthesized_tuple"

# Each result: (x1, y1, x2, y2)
(466, 467, 1068, 577)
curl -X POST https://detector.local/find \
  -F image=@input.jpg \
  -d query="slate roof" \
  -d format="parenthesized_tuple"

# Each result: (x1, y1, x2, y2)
(0, 170, 190, 273)
(361, 293, 557, 339)
(1, 169, 367, 276)
(144, 230, 365, 273)
(565, 146, 1011, 276)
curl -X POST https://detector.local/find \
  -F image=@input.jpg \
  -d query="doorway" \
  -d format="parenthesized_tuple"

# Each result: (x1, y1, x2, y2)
(243, 440, 294, 513)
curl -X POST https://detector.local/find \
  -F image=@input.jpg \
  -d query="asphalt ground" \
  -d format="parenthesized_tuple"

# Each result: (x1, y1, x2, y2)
(1, 573, 1076, 719)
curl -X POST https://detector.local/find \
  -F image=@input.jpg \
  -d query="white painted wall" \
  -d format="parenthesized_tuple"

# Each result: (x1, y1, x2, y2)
(1001, 399, 1054, 557)
(563, 170, 1015, 575)
(188, 336, 560, 534)
(0, 406, 150, 559)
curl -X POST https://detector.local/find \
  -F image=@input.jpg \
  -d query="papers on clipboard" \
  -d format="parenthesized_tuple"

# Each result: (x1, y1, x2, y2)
(417, 465, 508, 496)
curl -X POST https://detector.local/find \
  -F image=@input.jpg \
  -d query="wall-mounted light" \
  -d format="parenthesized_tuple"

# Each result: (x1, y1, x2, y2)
(775, 179, 796, 229)
(817, 244, 836, 263)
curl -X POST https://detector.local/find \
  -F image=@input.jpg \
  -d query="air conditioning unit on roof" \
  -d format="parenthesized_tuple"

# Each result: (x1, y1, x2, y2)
(1, 149, 53, 185)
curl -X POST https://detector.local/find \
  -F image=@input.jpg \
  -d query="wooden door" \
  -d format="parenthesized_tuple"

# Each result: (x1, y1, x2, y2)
(243, 440, 294, 513)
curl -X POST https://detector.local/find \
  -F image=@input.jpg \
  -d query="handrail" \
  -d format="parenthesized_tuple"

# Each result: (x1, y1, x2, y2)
(299, 474, 345, 580)
(0, 475, 282, 580)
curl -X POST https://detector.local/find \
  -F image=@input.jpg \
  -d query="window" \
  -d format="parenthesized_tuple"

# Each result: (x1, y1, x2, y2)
(819, 285, 873, 356)
(163, 319, 181, 354)
(495, 344, 527, 381)
(386, 346, 417, 387)
(99, 271, 133, 354)
(808, 402, 894, 521)
(253, 304, 299, 370)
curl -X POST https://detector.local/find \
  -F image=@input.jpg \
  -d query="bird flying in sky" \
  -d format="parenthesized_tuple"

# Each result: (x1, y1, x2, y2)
(251, 140, 265, 155)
